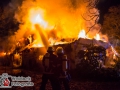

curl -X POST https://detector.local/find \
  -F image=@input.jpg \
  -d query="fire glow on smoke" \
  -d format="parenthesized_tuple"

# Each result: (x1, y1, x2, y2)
(13, 0, 107, 48)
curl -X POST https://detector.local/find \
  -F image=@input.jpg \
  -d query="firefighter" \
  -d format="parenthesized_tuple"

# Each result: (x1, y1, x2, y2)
(40, 46, 58, 90)
(55, 46, 71, 90)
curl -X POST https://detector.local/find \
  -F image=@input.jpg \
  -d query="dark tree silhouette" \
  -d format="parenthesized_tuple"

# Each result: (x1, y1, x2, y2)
(0, 3, 19, 38)
(101, 5, 120, 45)
(96, 0, 120, 24)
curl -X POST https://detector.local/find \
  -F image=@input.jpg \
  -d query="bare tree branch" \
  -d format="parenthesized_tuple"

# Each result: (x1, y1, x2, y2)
(86, 15, 99, 35)
(82, 0, 100, 35)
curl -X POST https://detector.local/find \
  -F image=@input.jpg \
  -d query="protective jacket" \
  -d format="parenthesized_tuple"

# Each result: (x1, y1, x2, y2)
(56, 54, 70, 78)
(42, 53, 57, 74)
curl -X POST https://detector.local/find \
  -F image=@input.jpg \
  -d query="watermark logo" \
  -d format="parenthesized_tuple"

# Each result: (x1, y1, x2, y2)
(0, 73, 34, 88)
(3, 78, 10, 86)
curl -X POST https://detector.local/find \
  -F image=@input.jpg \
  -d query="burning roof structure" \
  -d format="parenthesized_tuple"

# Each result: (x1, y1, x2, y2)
(0, 0, 119, 69)
(9, 34, 111, 69)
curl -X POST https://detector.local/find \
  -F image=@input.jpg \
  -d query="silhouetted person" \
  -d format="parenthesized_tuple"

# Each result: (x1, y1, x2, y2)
(55, 47, 71, 90)
(40, 46, 58, 90)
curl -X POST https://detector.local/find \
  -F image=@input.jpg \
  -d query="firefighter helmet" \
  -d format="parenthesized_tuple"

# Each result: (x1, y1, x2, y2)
(47, 46, 55, 52)
(63, 55, 67, 59)
(56, 47, 64, 54)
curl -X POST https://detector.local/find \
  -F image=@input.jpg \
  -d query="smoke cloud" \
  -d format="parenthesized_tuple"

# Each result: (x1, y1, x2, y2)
(14, 0, 93, 39)
(3, 0, 108, 52)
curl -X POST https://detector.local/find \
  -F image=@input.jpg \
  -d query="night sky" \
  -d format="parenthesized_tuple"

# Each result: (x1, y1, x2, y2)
(97, 0, 120, 24)
(0, 0, 11, 6)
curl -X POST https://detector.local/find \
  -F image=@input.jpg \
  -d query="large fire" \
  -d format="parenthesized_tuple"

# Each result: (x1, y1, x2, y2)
(0, 0, 118, 69)
(78, 29, 101, 40)
(13, 0, 103, 49)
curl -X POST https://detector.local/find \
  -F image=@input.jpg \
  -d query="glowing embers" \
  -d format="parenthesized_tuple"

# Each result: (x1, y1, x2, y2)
(32, 43, 43, 47)
(13, 53, 22, 68)
(0, 52, 6, 57)
(14, 53, 21, 60)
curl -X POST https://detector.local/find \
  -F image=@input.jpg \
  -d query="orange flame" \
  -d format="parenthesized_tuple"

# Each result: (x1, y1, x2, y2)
(32, 43, 43, 47)
(0, 52, 6, 57)
(14, 1, 107, 49)
(14, 53, 21, 60)
(78, 29, 86, 38)
(28, 8, 46, 29)
(34, 14, 47, 28)
(94, 34, 100, 40)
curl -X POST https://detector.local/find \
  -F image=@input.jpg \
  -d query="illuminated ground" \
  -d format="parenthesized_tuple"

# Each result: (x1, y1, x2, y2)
(0, 66, 120, 90)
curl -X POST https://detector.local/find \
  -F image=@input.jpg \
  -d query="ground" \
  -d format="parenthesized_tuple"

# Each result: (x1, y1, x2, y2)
(0, 66, 120, 90)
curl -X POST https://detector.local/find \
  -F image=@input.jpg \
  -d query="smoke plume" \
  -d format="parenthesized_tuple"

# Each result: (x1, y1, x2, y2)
(4, 0, 108, 52)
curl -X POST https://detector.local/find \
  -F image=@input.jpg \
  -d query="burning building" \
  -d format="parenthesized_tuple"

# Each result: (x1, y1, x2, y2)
(0, 0, 118, 70)
(11, 32, 111, 70)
